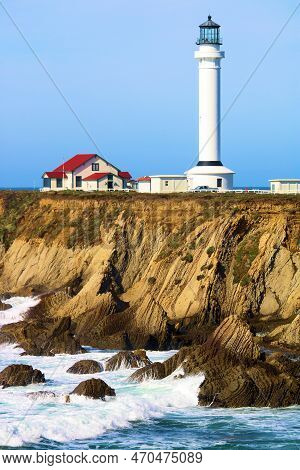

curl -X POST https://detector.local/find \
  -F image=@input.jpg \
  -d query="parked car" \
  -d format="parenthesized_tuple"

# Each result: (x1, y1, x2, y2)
(191, 186, 219, 192)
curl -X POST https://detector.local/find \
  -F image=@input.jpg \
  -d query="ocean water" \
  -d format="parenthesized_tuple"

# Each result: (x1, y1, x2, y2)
(0, 298, 299, 450)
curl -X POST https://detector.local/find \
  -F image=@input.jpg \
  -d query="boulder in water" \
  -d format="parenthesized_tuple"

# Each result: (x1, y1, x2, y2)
(71, 378, 115, 400)
(105, 350, 151, 371)
(0, 300, 11, 311)
(67, 360, 103, 374)
(0, 364, 45, 388)
(1, 316, 86, 356)
(0, 293, 12, 301)
(129, 362, 165, 382)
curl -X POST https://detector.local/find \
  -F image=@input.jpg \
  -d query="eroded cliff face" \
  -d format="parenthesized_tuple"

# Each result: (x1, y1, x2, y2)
(0, 191, 299, 351)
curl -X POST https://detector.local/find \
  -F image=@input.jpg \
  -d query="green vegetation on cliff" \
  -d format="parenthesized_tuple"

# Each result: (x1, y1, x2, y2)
(0, 192, 39, 248)
(233, 234, 260, 285)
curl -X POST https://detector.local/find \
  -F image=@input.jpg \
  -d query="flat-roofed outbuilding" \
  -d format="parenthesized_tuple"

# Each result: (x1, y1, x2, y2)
(269, 179, 300, 194)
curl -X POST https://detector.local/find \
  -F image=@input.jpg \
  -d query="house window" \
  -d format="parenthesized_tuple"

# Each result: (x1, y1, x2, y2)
(92, 163, 99, 171)
(76, 176, 82, 188)
(56, 178, 63, 188)
(43, 178, 51, 188)
(107, 174, 113, 190)
(165, 181, 169, 186)
(217, 178, 222, 188)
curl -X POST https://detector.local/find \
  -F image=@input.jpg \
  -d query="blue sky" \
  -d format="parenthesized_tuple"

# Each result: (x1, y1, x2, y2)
(0, 0, 299, 187)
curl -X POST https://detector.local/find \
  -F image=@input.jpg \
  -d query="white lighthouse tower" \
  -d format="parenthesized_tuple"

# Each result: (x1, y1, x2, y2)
(186, 16, 234, 190)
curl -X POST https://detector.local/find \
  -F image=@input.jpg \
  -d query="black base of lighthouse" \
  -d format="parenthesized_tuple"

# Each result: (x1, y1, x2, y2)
(197, 161, 223, 166)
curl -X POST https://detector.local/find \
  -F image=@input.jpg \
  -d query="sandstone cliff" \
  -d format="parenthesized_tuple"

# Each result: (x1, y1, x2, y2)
(0, 191, 299, 352)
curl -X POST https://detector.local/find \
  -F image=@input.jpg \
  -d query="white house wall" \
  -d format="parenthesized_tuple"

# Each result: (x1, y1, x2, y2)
(83, 175, 124, 192)
(73, 156, 119, 187)
(112, 175, 124, 190)
(161, 178, 187, 193)
(83, 180, 98, 191)
(138, 181, 151, 193)
(151, 178, 187, 193)
(43, 172, 72, 191)
(138, 177, 188, 194)
(64, 172, 73, 190)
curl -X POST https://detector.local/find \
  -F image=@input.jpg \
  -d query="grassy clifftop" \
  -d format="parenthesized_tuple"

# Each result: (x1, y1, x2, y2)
(0, 190, 299, 249)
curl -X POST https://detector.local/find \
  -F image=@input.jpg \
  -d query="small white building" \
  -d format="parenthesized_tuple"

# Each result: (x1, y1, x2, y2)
(137, 176, 151, 193)
(269, 179, 300, 194)
(137, 175, 187, 193)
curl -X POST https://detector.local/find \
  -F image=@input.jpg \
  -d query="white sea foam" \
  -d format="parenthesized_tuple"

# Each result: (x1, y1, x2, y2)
(0, 319, 203, 448)
(0, 296, 40, 327)
(0, 297, 205, 447)
(0, 371, 203, 446)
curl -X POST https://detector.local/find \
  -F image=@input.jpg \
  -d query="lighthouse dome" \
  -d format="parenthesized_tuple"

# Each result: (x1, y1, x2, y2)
(199, 15, 220, 28)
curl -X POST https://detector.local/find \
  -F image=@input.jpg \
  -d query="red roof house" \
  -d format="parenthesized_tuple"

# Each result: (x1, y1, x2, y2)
(42, 154, 132, 192)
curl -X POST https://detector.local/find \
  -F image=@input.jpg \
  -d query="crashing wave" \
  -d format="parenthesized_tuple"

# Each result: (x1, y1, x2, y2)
(0, 296, 40, 327)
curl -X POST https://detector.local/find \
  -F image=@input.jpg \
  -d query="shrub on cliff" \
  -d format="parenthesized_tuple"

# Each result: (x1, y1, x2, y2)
(233, 234, 260, 284)
(148, 277, 156, 286)
(181, 253, 193, 263)
(206, 246, 215, 257)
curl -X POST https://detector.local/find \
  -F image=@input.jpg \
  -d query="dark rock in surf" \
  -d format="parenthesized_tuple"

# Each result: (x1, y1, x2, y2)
(0, 300, 11, 311)
(129, 362, 165, 382)
(105, 350, 151, 371)
(0, 364, 45, 388)
(67, 360, 103, 374)
(71, 378, 116, 400)
(1, 316, 86, 356)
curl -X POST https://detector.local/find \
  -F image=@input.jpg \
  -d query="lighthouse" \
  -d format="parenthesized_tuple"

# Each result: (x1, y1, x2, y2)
(186, 16, 235, 190)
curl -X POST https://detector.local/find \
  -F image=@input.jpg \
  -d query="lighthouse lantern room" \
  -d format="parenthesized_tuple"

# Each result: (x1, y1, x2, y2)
(185, 16, 235, 190)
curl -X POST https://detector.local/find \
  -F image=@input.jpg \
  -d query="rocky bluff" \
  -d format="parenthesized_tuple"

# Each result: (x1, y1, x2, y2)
(0, 191, 299, 355)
